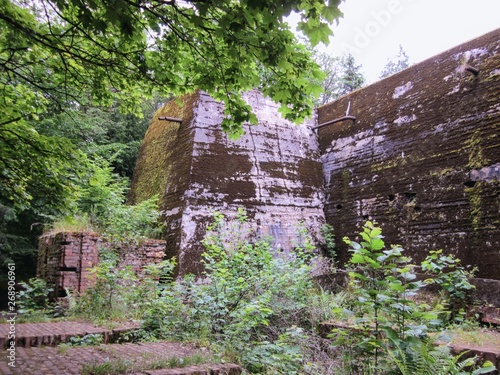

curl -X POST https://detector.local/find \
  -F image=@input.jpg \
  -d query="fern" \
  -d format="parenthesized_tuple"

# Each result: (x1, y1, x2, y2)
(388, 340, 496, 375)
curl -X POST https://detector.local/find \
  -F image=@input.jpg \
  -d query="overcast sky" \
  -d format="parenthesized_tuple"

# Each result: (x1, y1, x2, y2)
(319, 0, 500, 83)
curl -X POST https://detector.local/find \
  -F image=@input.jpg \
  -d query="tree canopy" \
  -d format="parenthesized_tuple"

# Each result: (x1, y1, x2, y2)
(1, 0, 343, 135)
(0, 0, 344, 274)
(314, 51, 365, 105)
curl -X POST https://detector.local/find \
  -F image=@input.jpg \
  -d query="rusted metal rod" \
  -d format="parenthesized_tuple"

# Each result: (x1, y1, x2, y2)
(158, 116, 183, 123)
(465, 65, 480, 76)
(312, 115, 356, 130)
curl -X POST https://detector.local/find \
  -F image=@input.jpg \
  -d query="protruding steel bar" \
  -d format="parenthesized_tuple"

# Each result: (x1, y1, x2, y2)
(465, 65, 480, 76)
(158, 116, 183, 123)
(312, 115, 356, 130)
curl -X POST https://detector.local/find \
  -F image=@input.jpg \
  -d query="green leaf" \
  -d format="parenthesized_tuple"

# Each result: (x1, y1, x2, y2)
(472, 361, 496, 374)
(360, 232, 371, 243)
(351, 253, 366, 264)
(370, 228, 382, 238)
(299, 21, 333, 46)
(371, 238, 385, 250)
(389, 282, 405, 293)
(322, 2, 343, 23)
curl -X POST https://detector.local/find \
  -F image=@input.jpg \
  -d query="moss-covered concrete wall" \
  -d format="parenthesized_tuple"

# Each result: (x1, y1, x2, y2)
(318, 28, 500, 279)
(129, 93, 198, 262)
(130, 90, 325, 276)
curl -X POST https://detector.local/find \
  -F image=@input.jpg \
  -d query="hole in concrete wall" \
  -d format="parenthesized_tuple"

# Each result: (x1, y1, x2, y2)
(405, 192, 417, 203)
(336, 204, 343, 210)
(388, 194, 395, 201)
(414, 206, 422, 213)
(363, 215, 369, 220)
(464, 180, 477, 188)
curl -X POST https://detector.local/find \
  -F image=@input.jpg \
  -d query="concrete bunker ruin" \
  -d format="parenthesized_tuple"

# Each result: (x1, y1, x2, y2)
(129, 28, 500, 279)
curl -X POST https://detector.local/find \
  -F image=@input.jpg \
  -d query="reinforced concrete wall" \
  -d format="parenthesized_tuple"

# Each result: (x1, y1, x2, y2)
(317, 29, 500, 279)
(130, 90, 325, 276)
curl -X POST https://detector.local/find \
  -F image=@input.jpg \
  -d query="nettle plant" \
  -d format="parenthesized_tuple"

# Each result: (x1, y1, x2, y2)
(340, 221, 439, 371)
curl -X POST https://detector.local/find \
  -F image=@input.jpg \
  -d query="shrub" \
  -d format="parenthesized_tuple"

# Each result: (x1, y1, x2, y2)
(143, 209, 336, 373)
(338, 221, 494, 375)
(339, 221, 435, 371)
(73, 249, 173, 322)
(101, 195, 162, 245)
(421, 249, 476, 323)
(50, 159, 162, 245)
(17, 277, 53, 315)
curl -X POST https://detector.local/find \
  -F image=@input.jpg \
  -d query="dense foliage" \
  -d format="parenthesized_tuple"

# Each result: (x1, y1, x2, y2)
(141, 210, 330, 373)
(13, 216, 495, 374)
(1, 0, 342, 137)
(335, 221, 491, 374)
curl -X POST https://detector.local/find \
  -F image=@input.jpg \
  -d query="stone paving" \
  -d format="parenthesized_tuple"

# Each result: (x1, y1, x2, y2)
(0, 321, 242, 375)
(0, 320, 139, 348)
(0, 341, 242, 375)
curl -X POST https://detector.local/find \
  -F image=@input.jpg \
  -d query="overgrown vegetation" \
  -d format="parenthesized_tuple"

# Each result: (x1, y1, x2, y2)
(72, 249, 172, 323)
(141, 209, 338, 373)
(421, 250, 476, 323)
(8, 215, 497, 374)
(17, 278, 53, 314)
(0, 97, 163, 282)
(47, 159, 162, 245)
(332, 221, 493, 375)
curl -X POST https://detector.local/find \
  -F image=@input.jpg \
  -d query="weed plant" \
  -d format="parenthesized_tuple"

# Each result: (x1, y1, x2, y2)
(72, 248, 174, 322)
(421, 249, 476, 323)
(81, 353, 215, 375)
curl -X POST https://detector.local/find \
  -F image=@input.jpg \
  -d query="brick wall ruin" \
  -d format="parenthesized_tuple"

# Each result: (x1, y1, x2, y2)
(129, 28, 500, 280)
(318, 28, 500, 278)
(37, 232, 99, 296)
(37, 232, 165, 295)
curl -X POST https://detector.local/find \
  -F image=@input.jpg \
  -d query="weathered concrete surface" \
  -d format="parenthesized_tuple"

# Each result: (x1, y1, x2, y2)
(318, 28, 500, 279)
(130, 90, 325, 276)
